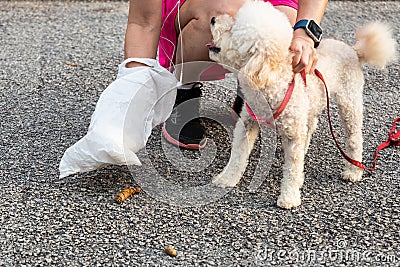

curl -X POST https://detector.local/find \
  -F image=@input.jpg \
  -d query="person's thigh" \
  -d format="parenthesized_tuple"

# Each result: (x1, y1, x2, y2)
(174, 0, 250, 64)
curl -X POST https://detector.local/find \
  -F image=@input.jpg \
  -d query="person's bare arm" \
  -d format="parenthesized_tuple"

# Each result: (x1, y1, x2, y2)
(291, 0, 328, 73)
(296, 0, 327, 23)
(124, 0, 162, 68)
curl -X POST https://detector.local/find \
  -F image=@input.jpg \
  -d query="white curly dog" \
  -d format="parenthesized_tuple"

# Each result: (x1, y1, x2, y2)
(208, 1, 397, 209)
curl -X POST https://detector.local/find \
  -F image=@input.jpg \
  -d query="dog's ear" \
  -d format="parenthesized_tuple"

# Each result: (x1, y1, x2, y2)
(241, 42, 290, 89)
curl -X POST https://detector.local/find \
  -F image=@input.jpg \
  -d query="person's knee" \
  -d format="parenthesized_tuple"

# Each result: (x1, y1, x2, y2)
(203, 0, 247, 20)
(181, 0, 247, 27)
(174, 0, 249, 63)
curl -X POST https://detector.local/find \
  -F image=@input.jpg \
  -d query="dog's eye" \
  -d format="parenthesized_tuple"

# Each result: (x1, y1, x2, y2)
(211, 17, 216, 26)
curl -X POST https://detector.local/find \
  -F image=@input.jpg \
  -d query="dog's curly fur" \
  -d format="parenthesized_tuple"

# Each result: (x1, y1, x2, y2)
(209, 1, 397, 209)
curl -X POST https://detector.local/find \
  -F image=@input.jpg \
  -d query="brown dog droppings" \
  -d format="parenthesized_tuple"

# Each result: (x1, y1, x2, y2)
(114, 186, 141, 203)
(66, 61, 77, 67)
(164, 245, 177, 257)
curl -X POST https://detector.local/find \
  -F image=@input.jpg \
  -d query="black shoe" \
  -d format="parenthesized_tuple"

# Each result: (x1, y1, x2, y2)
(162, 82, 207, 150)
(231, 83, 244, 119)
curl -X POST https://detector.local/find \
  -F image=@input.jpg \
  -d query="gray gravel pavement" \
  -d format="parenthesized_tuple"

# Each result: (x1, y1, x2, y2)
(1, 1, 399, 266)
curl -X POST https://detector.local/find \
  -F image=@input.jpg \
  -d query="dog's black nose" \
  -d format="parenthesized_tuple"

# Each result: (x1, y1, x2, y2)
(211, 17, 216, 26)
(209, 46, 221, 53)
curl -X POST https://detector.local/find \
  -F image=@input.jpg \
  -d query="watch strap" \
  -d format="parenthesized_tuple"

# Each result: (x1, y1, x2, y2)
(293, 19, 309, 31)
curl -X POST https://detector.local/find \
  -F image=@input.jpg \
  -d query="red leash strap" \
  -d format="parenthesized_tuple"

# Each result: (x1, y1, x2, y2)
(273, 77, 296, 120)
(314, 69, 400, 171)
(273, 70, 307, 119)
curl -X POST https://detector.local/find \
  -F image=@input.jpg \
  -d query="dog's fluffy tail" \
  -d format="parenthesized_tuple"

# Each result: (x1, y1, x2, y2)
(353, 22, 397, 68)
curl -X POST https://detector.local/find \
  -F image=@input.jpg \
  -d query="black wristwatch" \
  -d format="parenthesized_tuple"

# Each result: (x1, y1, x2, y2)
(293, 19, 323, 48)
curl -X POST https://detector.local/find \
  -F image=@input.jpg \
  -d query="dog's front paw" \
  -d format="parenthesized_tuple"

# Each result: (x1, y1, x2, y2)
(342, 167, 363, 183)
(212, 172, 241, 188)
(277, 188, 301, 209)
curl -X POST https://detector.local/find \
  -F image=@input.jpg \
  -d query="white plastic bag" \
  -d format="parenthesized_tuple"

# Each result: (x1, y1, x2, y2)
(59, 58, 179, 178)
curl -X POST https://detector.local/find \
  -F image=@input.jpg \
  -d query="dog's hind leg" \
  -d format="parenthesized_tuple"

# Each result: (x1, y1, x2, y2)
(213, 113, 259, 188)
(335, 81, 364, 182)
(277, 124, 308, 209)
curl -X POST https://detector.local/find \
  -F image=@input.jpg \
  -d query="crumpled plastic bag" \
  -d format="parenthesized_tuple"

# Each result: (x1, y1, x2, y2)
(59, 58, 179, 178)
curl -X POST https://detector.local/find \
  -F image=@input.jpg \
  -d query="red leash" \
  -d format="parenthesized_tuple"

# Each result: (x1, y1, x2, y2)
(314, 69, 400, 171)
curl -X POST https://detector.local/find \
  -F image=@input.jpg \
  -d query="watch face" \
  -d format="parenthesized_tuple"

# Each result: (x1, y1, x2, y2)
(308, 20, 322, 41)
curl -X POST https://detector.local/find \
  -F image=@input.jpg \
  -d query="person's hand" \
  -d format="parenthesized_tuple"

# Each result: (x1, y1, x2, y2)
(290, 29, 318, 74)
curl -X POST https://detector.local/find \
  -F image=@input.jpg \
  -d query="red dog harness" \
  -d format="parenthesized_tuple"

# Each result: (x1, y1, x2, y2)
(246, 70, 307, 127)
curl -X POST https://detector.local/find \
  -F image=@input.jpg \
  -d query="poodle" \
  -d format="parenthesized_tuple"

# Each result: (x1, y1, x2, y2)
(208, 1, 397, 209)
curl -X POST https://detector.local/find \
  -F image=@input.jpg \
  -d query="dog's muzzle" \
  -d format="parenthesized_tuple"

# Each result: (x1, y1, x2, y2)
(208, 17, 220, 53)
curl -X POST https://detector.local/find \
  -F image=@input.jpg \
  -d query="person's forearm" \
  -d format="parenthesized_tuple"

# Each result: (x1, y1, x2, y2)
(296, 0, 328, 23)
(292, 0, 328, 50)
(290, 0, 328, 73)
(124, 24, 161, 59)
(124, 0, 162, 67)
